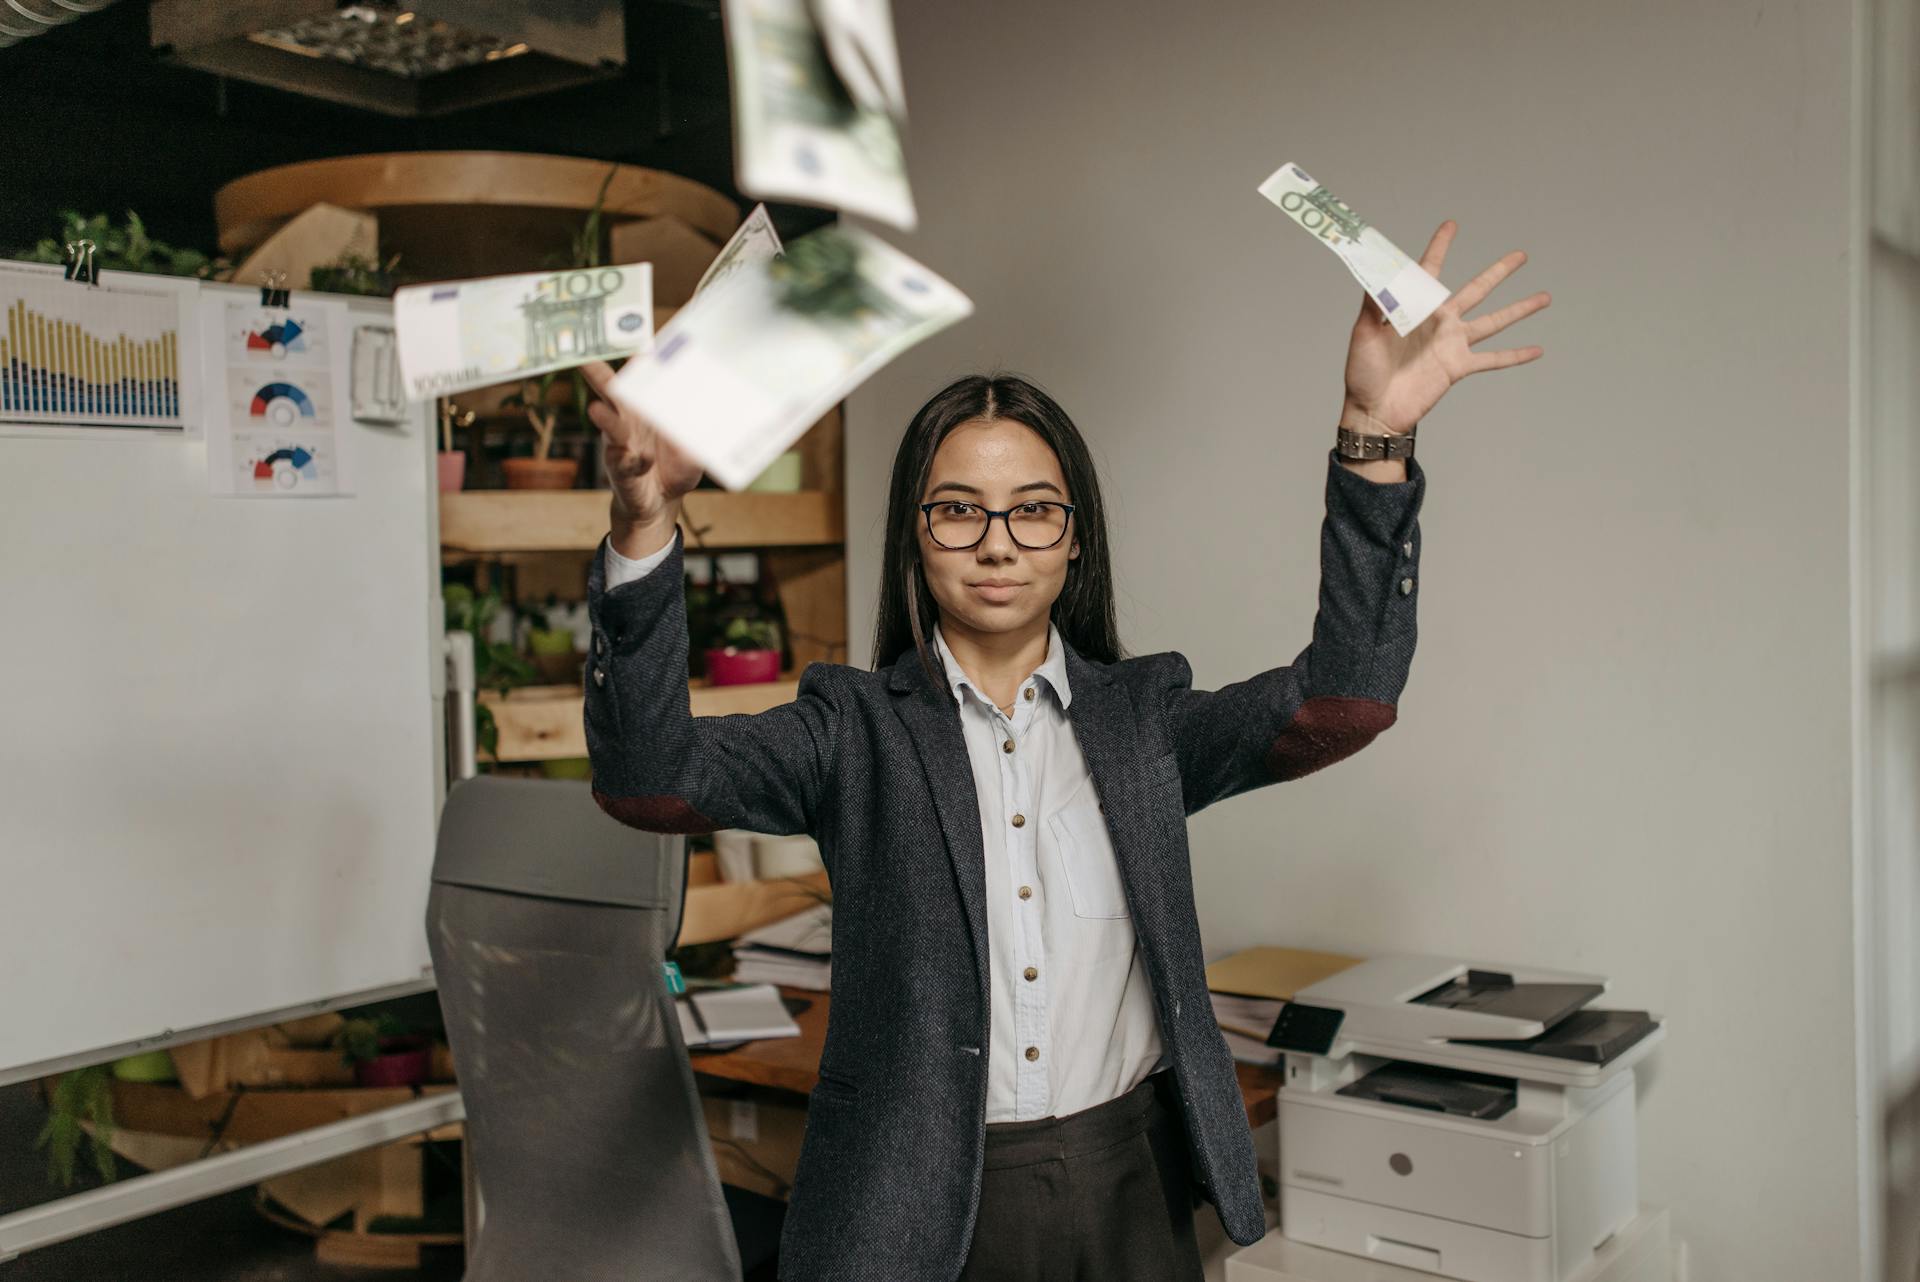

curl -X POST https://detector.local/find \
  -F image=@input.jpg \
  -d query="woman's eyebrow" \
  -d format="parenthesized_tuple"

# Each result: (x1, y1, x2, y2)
(927, 479, 1065, 497)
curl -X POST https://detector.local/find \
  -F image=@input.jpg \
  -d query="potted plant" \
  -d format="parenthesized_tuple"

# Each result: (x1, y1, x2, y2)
(498, 373, 579, 490)
(706, 616, 784, 686)
(483, 166, 622, 492)
(34, 1064, 118, 1189)
(438, 402, 473, 494)
(307, 250, 402, 296)
(13, 209, 225, 279)
(443, 583, 535, 762)
(332, 1012, 433, 1088)
(521, 597, 581, 685)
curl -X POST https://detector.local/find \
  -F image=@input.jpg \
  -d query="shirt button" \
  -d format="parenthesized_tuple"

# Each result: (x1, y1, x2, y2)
(1024, 687, 1034, 701)
(1402, 540, 1414, 558)
(1002, 738, 1014, 754)
(1024, 1046, 1039, 1062)
(1018, 885, 1032, 900)
(1011, 813, 1026, 828)
(593, 667, 607, 686)
(1023, 967, 1038, 982)
(1399, 577, 1415, 595)
(593, 633, 605, 655)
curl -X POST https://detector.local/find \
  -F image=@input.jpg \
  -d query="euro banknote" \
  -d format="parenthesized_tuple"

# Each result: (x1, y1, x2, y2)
(609, 225, 968, 489)
(393, 263, 654, 400)
(724, 0, 916, 230)
(692, 204, 785, 301)
(1256, 163, 1450, 336)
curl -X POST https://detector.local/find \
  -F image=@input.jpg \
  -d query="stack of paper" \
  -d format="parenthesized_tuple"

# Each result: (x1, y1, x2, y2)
(1211, 992, 1286, 1066)
(731, 901, 832, 990)
(677, 982, 802, 1047)
(1204, 947, 1364, 1067)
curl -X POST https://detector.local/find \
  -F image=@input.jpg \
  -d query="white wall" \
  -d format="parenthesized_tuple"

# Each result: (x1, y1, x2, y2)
(844, 2, 1865, 1278)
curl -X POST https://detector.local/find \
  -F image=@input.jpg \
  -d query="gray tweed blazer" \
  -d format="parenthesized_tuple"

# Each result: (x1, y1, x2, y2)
(583, 451, 1424, 1282)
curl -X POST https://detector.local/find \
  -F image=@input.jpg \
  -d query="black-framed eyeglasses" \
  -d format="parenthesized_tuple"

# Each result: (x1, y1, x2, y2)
(918, 499, 1076, 551)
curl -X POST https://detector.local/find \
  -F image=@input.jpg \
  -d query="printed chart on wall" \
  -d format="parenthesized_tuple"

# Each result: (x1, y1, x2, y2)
(203, 295, 355, 497)
(0, 261, 202, 433)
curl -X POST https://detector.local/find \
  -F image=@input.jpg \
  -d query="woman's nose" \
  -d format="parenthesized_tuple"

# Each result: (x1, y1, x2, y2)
(976, 514, 1019, 557)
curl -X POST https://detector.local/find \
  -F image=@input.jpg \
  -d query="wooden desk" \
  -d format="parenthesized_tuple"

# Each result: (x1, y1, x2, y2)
(691, 986, 1285, 1129)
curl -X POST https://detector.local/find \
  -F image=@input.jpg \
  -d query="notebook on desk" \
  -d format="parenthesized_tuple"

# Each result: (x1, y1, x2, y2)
(677, 982, 803, 1047)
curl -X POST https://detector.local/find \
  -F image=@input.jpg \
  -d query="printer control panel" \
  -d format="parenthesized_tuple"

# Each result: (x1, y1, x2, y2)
(1267, 1002, 1344, 1055)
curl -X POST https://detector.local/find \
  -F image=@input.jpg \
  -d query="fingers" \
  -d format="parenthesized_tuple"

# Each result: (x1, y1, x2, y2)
(1466, 344, 1545, 375)
(1446, 249, 1527, 317)
(586, 397, 640, 454)
(1418, 220, 1457, 278)
(580, 360, 617, 398)
(1463, 291, 1551, 345)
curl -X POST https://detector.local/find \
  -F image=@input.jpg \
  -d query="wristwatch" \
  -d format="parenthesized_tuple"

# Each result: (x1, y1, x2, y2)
(1335, 424, 1416, 461)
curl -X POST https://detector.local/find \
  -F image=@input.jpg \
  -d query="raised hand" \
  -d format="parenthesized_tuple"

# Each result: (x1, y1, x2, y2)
(1340, 221, 1549, 434)
(581, 360, 705, 539)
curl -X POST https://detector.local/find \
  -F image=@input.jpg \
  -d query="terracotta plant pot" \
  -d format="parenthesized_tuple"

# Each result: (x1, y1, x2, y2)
(705, 648, 782, 686)
(436, 451, 466, 492)
(501, 457, 579, 490)
(353, 1036, 434, 1088)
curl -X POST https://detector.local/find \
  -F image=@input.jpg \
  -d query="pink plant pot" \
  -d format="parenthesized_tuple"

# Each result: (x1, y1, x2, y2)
(353, 1036, 434, 1088)
(436, 452, 466, 493)
(704, 648, 782, 686)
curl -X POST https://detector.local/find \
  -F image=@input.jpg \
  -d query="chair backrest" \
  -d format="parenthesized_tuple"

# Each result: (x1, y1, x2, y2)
(428, 774, 740, 1282)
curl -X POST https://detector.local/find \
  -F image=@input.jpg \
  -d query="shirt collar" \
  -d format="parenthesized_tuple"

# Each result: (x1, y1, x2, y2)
(931, 621, 1073, 710)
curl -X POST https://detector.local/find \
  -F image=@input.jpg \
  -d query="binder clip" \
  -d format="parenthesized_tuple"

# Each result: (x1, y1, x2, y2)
(259, 270, 291, 309)
(63, 239, 97, 286)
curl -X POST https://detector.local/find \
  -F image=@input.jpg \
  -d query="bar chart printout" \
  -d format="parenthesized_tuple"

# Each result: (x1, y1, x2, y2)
(0, 263, 198, 429)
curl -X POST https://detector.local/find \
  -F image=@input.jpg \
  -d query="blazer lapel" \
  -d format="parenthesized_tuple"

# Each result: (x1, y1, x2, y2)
(1057, 640, 1154, 915)
(888, 647, 991, 1001)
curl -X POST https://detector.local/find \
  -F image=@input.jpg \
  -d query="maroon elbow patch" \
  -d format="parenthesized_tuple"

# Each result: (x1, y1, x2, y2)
(1264, 696, 1398, 782)
(592, 789, 720, 835)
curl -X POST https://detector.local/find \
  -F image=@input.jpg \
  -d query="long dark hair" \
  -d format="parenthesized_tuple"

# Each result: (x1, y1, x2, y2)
(871, 373, 1124, 686)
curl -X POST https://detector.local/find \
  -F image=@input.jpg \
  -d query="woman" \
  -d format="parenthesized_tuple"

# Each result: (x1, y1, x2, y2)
(579, 220, 1546, 1282)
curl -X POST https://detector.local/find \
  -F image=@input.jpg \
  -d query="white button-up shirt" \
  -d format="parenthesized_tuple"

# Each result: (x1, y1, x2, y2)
(604, 540, 1165, 1122)
(931, 623, 1165, 1123)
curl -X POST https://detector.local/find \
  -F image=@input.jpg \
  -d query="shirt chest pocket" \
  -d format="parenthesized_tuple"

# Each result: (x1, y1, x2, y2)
(1047, 796, 1130, 920)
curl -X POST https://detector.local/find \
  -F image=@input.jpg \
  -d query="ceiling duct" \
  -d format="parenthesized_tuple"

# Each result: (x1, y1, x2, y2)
(0, 0, 118, 51)
(148, 0, 625, 117)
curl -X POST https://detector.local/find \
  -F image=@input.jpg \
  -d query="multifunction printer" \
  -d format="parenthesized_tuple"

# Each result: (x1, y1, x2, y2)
(1268, 954, 1664, 1282)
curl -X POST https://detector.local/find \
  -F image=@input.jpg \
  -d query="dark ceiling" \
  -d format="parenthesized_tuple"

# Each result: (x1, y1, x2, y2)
(0, 0, 830, 262)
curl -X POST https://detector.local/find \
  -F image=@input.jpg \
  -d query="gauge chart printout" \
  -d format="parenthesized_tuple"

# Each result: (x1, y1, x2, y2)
(203, 295, 355, 497)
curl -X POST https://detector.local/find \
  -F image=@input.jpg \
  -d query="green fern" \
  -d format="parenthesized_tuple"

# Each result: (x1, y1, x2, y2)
(12, 210, 223, 279)
(34, 1065, 118, 1188)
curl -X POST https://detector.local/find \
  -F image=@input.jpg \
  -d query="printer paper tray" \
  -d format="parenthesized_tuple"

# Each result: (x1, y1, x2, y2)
(1282, 1185, 1558, 1282)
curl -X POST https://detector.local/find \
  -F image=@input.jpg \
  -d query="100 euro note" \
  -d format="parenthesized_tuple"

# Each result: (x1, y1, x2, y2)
(692, 203, 785, 303)
(724, 0, 916, 231)
(1256, 163, 1450, 336)
(393, 263, 654, 400)
(609, 225, 969, 490)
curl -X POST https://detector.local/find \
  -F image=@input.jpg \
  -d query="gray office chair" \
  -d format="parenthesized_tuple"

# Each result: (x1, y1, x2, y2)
(428, 774, 743, 1281)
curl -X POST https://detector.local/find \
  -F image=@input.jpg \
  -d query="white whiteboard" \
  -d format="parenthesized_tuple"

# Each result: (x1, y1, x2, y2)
(0, 272, 445, 1079)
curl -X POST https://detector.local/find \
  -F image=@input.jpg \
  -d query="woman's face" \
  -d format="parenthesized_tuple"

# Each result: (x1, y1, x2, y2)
(916, 417, 1080, 639)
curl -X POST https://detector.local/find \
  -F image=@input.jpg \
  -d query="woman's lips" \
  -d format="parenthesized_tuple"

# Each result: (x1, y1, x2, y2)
(969, 581, 1023, 603)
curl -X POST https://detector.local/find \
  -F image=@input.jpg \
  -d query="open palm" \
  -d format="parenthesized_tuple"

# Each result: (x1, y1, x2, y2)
(1341, 221, 1550, 434)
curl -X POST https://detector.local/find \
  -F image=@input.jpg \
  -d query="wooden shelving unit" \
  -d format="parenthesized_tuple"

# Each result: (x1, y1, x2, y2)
(449, 404, 848, 763)
(440, 489, 845, 554)
(480, 679, 803, 762)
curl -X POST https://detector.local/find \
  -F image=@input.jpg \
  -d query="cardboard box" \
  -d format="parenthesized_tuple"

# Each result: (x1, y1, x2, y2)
(698, 1079, 809, 1201)
(169, 1018, 365, 1098)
